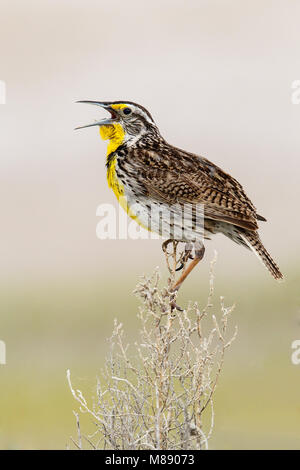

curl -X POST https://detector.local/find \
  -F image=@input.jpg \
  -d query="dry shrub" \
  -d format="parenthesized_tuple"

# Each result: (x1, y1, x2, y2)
(67, 249, 237, 450)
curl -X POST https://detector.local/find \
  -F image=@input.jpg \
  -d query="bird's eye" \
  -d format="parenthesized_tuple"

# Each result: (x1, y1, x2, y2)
(123, 107, 132, 115)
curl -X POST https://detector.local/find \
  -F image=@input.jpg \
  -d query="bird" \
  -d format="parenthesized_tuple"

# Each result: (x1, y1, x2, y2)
(76, 100, 283, 291)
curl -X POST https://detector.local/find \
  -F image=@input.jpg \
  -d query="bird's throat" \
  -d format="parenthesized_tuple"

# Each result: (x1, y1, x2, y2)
(100, 122, 146, 228)
(99, 123, 125, 156)
(101, 123, 126, 202)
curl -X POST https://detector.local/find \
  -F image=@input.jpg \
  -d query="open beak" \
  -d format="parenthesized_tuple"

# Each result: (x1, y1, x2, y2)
(74, 101, 118, 130)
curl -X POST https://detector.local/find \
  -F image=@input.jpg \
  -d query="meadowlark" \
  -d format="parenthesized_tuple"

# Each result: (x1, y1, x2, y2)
(76, 100, 283, 290)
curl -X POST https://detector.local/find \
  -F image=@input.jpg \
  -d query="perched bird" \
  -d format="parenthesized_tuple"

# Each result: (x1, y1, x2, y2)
(76, 100, 283, 290)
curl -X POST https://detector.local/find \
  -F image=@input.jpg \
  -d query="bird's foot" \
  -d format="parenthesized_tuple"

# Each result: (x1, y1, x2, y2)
(194, 241, 205, 260)
(170, 300, 183, 312)
(176, 242, 194, 271)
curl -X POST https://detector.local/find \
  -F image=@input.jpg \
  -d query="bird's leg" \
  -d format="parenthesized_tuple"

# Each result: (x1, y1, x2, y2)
(162, 239, 184, 311)
(162, 240, 204, 312)
(171, 241, 205, 294)
(176, 241, 194, 272)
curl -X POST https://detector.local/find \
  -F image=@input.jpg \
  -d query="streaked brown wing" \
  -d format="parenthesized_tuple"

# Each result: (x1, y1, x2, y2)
(127, 146, 261, 231)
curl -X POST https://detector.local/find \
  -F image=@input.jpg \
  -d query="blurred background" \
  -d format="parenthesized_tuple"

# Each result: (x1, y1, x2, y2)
(0, 0, 300, 449)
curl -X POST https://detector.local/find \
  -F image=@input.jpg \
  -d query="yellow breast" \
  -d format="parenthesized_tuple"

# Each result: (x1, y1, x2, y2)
(100, 123, 150, 231)
(100, 123, 130, 216)
(106, 155, 124, 200)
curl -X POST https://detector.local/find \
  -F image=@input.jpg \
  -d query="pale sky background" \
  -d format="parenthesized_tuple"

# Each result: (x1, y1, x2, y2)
(0, 0, 299, 284)
(1, 0, 300, 451)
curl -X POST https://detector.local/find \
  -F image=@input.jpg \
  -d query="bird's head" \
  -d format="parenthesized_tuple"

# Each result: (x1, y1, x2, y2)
(75, 101, 159, 152)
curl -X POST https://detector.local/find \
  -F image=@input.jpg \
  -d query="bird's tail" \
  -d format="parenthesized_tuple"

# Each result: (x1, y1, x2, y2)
(240, 231, 283, 281)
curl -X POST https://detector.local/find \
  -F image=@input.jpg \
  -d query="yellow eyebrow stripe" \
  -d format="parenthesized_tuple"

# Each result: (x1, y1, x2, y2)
(110, 103, 128, 110)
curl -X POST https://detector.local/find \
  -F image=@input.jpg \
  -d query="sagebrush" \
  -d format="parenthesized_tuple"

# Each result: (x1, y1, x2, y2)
(68, 250, 236, 450)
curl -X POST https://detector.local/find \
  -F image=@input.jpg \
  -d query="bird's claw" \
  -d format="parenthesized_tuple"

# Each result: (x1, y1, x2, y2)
(175, 263, 184, 272)
(162, 239, 173, 254)
(170, 300, 183, 312)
